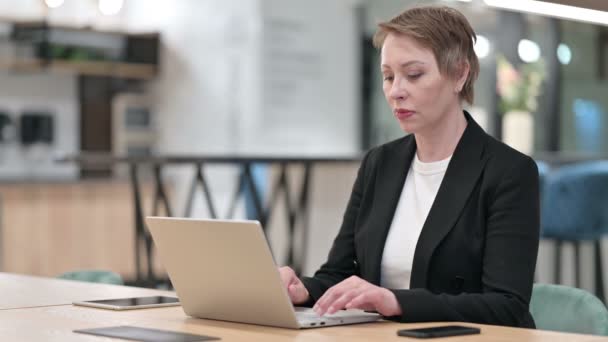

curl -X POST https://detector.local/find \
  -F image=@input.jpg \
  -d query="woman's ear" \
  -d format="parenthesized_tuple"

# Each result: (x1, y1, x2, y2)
(455, 61, 470, 93)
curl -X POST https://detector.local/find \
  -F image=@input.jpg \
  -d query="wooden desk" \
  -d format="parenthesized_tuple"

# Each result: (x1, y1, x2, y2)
(0, 273, 174, 310)
(1, 305, 607, 341)
(1, 273, 606, 341)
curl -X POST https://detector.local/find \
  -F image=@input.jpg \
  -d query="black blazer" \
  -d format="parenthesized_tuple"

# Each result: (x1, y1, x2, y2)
(301, 111, 540, 328)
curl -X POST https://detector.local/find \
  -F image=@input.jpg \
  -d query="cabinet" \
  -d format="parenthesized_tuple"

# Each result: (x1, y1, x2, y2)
(4, 21, 159, 80)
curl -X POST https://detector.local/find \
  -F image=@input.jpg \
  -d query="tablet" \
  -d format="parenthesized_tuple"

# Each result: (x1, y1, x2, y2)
(74, 325, 219, 341)
(73, 296, 180, 310)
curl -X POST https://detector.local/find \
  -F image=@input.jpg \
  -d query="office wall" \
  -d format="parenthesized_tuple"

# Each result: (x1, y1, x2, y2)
(124, 0, 360, 156)
(252, 0, 360, 155)
(0, 73, 78, 180)
(0, 0, 80, 180)
(124, 0, 257, 156)
(0, 0, 44, 20)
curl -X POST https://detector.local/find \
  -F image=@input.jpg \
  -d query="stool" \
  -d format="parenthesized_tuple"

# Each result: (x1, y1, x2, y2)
(541, 161, 608, 302)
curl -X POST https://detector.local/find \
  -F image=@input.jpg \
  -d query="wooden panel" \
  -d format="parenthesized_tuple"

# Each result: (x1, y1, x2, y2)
(0, 181, 165, 279)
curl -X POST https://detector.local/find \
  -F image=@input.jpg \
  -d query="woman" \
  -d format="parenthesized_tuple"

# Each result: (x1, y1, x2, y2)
(280, 6, 539, 328)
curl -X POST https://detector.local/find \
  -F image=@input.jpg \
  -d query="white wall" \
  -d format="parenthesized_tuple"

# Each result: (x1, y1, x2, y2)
(0, 72, 78, 180)
(0, 0, 79, 180)
(0, 0, 45, 20)
(124, 0, 261, 156)
(248, 0, 360, 155)
(125, 0, 360, 156)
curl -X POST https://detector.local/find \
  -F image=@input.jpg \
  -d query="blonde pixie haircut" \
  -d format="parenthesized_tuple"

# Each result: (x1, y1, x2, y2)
(373, 6, 480, 105)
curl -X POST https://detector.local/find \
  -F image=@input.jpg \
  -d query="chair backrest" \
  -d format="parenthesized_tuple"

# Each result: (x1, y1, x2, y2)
(541, 161, 608, 240)
(58, 270, 124, 285)
(530, 283, 608, 335)
(535, 160, 550, 195)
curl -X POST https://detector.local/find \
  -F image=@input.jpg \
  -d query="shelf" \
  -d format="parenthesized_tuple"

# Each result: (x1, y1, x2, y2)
(0, 20, 160, 80)
(0, 58, 157, 80)
(7, 19, 156, 37)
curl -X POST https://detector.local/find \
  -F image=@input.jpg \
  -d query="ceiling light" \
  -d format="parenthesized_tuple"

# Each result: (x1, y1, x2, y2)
(474, 35, 491, 58)
(99, 0, 124, 16)
(518, 39, 541, 63)
(45, 0, 64, 9)
(484, 0, 608, 27)
(557, 43, 572, 65)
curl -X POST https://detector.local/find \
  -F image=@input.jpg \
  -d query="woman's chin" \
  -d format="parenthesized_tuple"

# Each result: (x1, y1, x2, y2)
(398, 120, 417, 134)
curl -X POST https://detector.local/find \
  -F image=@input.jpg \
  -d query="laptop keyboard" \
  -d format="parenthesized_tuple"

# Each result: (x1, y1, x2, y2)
(294, 308, 364, 320)
(295, 308, 324, 319)
(293, 307, 381, 328)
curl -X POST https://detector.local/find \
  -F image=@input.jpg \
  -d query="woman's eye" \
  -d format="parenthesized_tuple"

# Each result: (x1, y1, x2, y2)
(408, 73, 422, 80)
(383, 75, 394, 82)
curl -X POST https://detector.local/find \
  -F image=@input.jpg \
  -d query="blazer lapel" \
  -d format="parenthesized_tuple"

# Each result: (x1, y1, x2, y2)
(410, 112, 489, 288)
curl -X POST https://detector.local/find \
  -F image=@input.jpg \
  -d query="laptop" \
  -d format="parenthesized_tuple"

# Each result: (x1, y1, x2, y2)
(145, 217, 381, 329)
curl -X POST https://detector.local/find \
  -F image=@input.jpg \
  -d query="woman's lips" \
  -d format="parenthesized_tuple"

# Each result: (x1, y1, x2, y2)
(395, 109, 415, 120)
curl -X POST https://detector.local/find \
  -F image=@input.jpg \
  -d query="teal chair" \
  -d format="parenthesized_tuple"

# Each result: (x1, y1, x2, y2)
(535, 160, 550, 195)
(530, 283, 608, 335)
(57, 270, 124, 285)
(541, 161, 608, 300)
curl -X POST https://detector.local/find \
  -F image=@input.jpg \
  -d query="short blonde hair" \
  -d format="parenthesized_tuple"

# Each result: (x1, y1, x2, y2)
(373, 6, 479, 104)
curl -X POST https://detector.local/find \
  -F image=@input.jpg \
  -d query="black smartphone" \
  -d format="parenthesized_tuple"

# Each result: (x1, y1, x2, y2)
(397, 325, 480, 338)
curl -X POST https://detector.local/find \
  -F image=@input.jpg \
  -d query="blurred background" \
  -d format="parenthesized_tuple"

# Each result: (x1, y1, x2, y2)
(0, 0, 606, 303)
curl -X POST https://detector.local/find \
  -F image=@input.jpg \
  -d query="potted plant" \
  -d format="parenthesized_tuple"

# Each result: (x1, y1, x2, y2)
(497, 54, 546, 155)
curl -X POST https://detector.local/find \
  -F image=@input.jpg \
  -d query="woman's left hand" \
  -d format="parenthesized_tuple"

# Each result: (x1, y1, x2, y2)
(313, 276, 402, 317)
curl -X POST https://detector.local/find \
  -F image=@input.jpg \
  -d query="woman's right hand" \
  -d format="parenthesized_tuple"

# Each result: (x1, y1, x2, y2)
(278, 266, 310, 305)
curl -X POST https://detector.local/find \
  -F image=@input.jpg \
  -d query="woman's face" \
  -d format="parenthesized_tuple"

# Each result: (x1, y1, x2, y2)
(381, 33, 464, 134)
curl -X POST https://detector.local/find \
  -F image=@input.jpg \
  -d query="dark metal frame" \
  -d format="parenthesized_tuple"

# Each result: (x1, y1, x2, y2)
(61, 154, 360, 287)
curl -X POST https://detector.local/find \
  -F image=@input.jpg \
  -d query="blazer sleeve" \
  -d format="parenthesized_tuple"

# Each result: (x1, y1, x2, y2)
(389, 156, 540, 327)
(300, 150, 373, 303)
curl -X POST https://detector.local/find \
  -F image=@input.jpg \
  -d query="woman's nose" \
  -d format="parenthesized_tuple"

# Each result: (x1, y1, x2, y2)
(389, 77, 407, 100)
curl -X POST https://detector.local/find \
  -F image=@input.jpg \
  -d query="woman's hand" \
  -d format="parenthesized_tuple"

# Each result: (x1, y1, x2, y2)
(278, 266, 310, 305)
(313, 276, 402, 317)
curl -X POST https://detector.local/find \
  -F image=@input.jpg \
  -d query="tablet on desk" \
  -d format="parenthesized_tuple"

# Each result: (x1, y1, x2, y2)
(73, 296, 180, 310)
(74, 326, 219, 341)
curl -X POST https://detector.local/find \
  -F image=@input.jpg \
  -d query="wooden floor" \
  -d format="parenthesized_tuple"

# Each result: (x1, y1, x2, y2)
(0, 180, 165, 280)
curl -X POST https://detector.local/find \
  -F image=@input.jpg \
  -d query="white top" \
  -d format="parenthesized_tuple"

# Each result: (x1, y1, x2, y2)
(380, 153, 451, 289)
